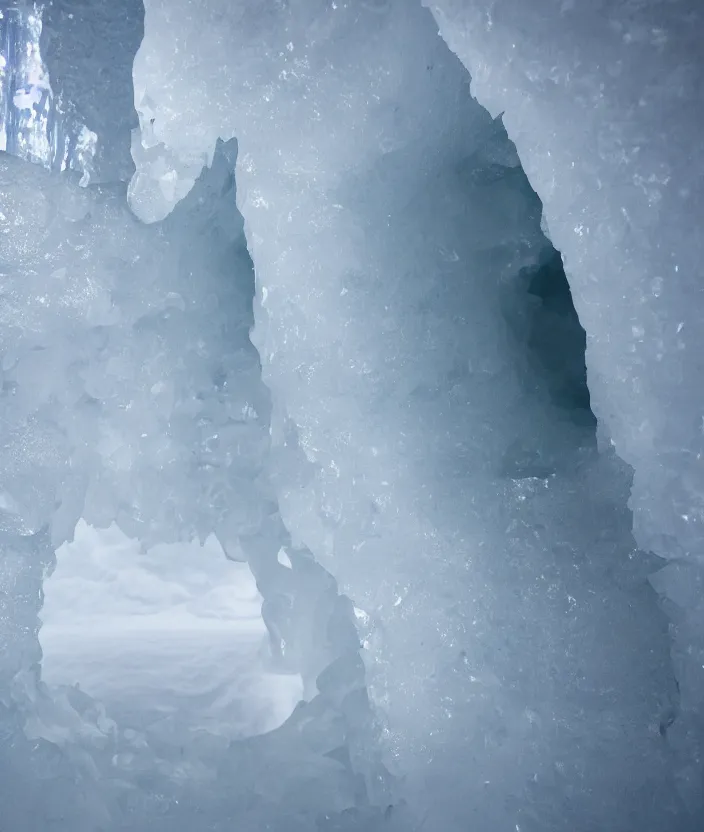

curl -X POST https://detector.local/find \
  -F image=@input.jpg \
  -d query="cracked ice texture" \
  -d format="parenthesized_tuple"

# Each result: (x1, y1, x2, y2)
(131, 1, 694, 828)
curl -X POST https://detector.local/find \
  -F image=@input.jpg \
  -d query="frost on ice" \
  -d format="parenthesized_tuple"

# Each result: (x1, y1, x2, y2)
(1, 0, 703, 830)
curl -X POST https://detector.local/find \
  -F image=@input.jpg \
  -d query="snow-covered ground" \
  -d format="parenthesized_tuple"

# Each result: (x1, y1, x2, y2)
(40, 521, 302, 741)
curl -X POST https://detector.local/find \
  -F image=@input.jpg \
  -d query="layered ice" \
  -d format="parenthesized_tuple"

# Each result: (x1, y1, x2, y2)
(130, 0, 700, 828)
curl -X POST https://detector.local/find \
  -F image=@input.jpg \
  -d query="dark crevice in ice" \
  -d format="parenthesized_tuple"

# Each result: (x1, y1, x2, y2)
(523, 248, 595, 424)
(488, 137, 598, 481)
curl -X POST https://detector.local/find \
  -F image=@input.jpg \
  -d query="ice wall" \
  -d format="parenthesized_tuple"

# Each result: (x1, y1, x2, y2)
(2, 0, 701, 826)
(2, 2, 392, 824)
(423, 0, 704, 805)
(131, 0, 697, 828)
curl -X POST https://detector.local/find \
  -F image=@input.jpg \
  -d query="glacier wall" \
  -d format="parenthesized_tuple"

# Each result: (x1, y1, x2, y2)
(129, 0, 700, 829)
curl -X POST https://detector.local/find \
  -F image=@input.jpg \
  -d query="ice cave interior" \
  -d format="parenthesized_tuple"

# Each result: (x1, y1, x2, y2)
(1, 1, 703, 830)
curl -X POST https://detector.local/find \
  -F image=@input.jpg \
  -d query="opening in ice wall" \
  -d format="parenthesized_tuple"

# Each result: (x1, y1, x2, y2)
(40, 522, 302, 741)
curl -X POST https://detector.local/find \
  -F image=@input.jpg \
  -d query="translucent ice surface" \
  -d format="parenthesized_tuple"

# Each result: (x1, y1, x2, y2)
(0, 2, 95, 177)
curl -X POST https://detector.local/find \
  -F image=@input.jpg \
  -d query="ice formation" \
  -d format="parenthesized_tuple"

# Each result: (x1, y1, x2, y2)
(1, 0, 703, 829)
